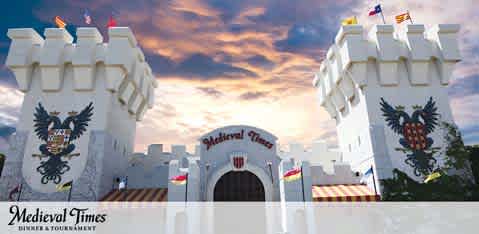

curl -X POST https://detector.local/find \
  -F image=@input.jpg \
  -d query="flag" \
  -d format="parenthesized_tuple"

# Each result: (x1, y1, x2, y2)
(360, 167, 374, 183)
(368, 4, 382, 16)
(8, 184, 21, 201)
(107, 16, 117, 28)
(56, 181, 72, 192)
(54, 16, 67, 28)
(424, 171, 441, 183)
(282, 167, 302, 182)
(118, 177, 127, 190)
(364, 167, 373, 177)
(395, 12, 411, 24)
(171, 174, 187, 185)
(341, 16, 358, 26)
(83, 9, 92, 25)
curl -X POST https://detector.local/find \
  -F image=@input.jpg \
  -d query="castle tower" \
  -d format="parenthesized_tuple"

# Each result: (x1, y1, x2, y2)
(0, 27, 157, 201)
(313, 24, 461, 194)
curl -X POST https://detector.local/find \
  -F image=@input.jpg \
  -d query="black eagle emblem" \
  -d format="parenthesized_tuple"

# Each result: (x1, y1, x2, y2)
(33, 102, 94, 184)
(380, 97, 440, 177)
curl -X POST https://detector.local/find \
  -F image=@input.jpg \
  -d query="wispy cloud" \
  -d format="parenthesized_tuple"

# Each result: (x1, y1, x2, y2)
(0, 0, 477, 152)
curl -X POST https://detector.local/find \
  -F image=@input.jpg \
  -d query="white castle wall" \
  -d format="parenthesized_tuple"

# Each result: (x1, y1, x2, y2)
(280, 141, 342, 174)
(309, 164, 361, 185)
(1, 27, 156, 200)
(127, 144, 197, 189)
(313, 24, 461, 191)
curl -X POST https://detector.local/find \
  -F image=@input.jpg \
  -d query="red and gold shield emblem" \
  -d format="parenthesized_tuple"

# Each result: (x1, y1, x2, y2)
(230, 152, 247, 171)
(233, 157, 244, 169)
(47, 129, 71, 155)
(402, 122, 427, 150)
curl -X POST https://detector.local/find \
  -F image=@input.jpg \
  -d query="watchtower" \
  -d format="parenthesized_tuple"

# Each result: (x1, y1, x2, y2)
(0, 27, 156, 201)
(313, 24, 461, 193)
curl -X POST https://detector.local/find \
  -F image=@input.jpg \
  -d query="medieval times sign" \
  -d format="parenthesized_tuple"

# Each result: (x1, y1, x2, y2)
(202, 129, 274, 151)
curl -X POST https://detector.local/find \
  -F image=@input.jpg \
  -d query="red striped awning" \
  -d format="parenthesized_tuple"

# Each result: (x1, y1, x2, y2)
(312, 184, 380, 202)
(100, 188, 168, 202)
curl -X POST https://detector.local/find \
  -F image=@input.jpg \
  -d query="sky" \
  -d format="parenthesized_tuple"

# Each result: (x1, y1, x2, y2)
(0, 0, 478, 153)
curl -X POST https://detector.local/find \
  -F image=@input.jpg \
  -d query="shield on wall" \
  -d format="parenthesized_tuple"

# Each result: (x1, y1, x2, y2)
(46, 129, 72, 155)
(233, 157, 244, 169)
(402, 122, 427, 150)
(230, 152, 247, 171)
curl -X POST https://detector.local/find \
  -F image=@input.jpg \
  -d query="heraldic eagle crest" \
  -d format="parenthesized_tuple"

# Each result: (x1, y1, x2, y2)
(380, 97, 439, 177)
(33, 102, 94, 184)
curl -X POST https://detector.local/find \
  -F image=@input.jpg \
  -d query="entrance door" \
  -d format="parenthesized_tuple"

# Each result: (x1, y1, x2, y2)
(213, 171, 265, 201)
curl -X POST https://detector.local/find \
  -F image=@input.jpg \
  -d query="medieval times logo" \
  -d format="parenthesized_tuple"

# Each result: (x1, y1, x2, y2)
(32, 102, 94, 184)
(380, 97, 440, 177)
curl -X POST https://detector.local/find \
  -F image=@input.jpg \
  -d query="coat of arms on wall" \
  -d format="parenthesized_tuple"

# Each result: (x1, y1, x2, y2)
(32, 102, 94, 184)
(380, 97, 440, 177)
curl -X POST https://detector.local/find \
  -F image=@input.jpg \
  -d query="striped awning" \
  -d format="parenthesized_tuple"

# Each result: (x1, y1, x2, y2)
(312, 184, 380, 202)
(100, 188, 168, 202)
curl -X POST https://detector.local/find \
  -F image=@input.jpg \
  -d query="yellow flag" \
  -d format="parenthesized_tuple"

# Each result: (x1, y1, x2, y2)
(424, 172, 441, 183)
(342, 16, 358, 26)
(56, 181, 72, 191)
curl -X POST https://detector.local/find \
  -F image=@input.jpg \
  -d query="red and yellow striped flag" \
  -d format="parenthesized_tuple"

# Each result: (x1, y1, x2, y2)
(395, 12, 411, 24)
(282, 167, 302, 182)
(170, 174, 187, 185)
(54, 16, 67, 28)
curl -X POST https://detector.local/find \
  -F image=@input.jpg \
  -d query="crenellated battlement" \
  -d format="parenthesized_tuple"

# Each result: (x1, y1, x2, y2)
(5, 27, 157, 120)
(313, 24, 460, 119)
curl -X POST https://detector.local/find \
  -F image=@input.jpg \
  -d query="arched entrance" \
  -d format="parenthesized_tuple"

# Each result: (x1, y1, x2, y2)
(213, 171, 265, 201)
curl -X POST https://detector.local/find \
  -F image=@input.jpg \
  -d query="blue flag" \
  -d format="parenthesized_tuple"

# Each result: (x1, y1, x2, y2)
(361, 167, 374, 183)
(364, 167, 373, 176)
(369, 4, 382, 16)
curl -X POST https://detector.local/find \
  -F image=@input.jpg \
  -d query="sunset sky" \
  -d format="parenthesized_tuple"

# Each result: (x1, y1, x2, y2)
(0, 0, 478, 153)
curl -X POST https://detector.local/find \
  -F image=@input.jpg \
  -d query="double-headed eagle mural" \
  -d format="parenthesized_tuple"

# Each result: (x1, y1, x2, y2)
(380, 97, 440, 177)
(33, 102, 94, 184)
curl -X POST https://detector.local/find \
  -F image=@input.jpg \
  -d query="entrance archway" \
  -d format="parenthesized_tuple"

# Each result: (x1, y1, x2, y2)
(213, 171, 265, 201)
(207, 162, 273, 201)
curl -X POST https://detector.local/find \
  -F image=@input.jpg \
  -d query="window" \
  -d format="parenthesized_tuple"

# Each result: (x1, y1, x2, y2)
(348, 144, 351, 152)
(358, 136, 361, 146)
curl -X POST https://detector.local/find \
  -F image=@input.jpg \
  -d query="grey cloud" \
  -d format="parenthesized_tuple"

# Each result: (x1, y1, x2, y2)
(238, 91, 269, 100)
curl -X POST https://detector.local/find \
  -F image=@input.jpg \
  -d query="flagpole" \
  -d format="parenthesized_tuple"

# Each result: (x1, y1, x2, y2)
(185, 174, 188, 202)
(205, 164, 210, 201)
(17, 183, 23, 202)
(67, 182, 73, 202)
(300, 165, 305, 202)
(407, 11, 414, 24)
(123, 177, 128, 201)
(371, 165, 378, 195)
(380, 11, 386, 24)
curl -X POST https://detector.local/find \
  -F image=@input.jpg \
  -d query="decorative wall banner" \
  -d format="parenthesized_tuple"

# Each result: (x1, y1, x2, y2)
(380, 97, 439, 176)
(202, 129, 274, 151)
(32, 102, 94, 184)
